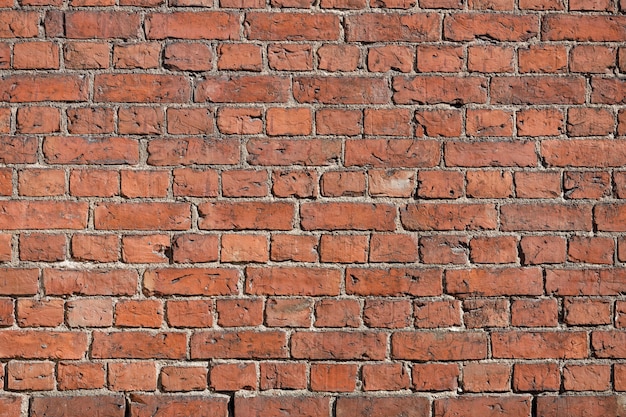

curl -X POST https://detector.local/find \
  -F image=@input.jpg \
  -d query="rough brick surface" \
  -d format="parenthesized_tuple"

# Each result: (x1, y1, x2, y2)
(0, 1, 624, 415)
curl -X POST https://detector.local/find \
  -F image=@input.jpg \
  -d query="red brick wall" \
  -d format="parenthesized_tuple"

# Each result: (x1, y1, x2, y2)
(0, 0, 625, 415)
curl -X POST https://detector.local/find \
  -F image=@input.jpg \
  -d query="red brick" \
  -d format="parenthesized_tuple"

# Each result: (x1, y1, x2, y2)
(368, 45, 414, 73)
(66, 11, 141, 39)
(198, 202, 293, 230)
(536, 395, 624, 417)
(364, 108, 412, 136)
(113, 43, 160, 69)
(121, 171, 169, 198)
(501, 203, 592, 231)
(492, 76, 586, 104)
(393, 331, 488, 360)
(32, 396, 125, 417)
(414, 299, 461, 328)
(546, 269, 626, 296)
(311, 363, 357, 392)
(445, 13, 537, 41)
(272, 170, 317, 198)
(118, 107, 163, 135)
(222, 170, 268, 197)
(492, 331, 588, 359)
(248, 139, 340, 166)
(463, 363, 511, 392)
(268, 44, 313, 71)
(570, 45, 617, 73)
(563, 364, 611, 391)
(542, 139, 626, 167)
(216, 298, 263, 327)
(267, 107, 312, 136)
(369, 234, 418, 263)
(270, 235, 318, 262)
(420, 235, 468, 264)
(401, 203, 497, 231)
(445, 141, 537, 167)
(0, 234, 11, 262)
(115, 299, 163, 328)
(146, 12, 239, 40)
(394, 76, 487, 105)
(160, 366, 207, 392)
(413, 363, 459, 391)
(44, 269, 138, 296)
(511, 299, 558, 327)
(369, 170, 415, 197)
(415, 109, 462, 137)
(18, 169, 65, 197)
(363, 299, 411, 329)
(217, 108, 263, 134)
(218, 44, 262, 71)
(17, 299, 64, 327)
(468, 45, 515, 73)
(7, 361, 54, 391)
(210, 363, 256, 391)
(92, 331, 186, 359)
(0, 11, 39, 38)
(516, 108, 564, 136)
(221, 234, 268, 263)
(519, 45, 567, 73)
(513, 363, 560, 392)
(44, 137, 139, 165)
(515, 172, 561, 199)
(362, 363, 409, 391)
(19, 233, 66, 262)
(315, 299, 360, 328)
(321, 171, 366, 197)
(446, 267, 543, 297)
(166, 300, 213, 328)
(292, 331, 386, 360)
(16, 107, 60, 134)
(0, 75, 88, 102)
(346, 267, 441, 296)
(67, 108, 115, 134)
(564, 298, 612, 325)
(337, 397, 429, 417)
(0, 201, 87, 231)
(346, 13, 439, 42)
(466, 109, 513, 137)
(58, 362, 106, 390)
(316, 109, 362, 135)
(543, 15, 626, 41)
(434, 396, 532, 417)
(301, 202, 395, 231)
(0, 330, 87, 360)
(467, 170, 513, 198)
(235, 396, 329, 417)
(266, 298, 312, 327)
(464, 299, 510, 328)
(317, 44, 360, 71)
(66, 42, 109, 69)
(469, 0, 514, 9)
(72, 234, 118, 262)
(95, 203, 190, 231)
(568, 108, 614, 137)
(173, 168, 218, 197)
(129, 395, 227, 417)
(470, 236, 518, 264)
(143, 268, 237, 296)
(95, 74, 190, 103)
(346, 139, 440, 167)
(568, 236, 613, 264)
(109, 362, 157, 391)
(417, 45, 463, 72)
(172, 234, 219, 263)
(294, 77, 390, 104)
(164, 43, 212, 72)
(66, 299, 113, 328)
(519, 0, 564, 8)
(191, 330, 288, 359)
(245, 13, 340, 41)
(260, 362, 307, 390)
(246, 266, 340, 296)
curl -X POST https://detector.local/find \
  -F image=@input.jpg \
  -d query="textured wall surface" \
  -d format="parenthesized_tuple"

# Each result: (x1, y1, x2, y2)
(0, 0, 626, 415)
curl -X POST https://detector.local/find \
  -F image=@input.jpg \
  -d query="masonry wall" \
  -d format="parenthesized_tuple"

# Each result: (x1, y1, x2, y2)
(0, 0, 625, 415)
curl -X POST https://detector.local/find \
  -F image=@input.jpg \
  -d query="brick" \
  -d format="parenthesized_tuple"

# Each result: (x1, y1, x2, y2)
(17, 299, 64, 327)
(501, 203, 592, 231)
(267, 107, 312, 136)
(172, 234, 218, 263)
(446, 267, 543, 297)
(246, 266, 340, 296)
(245, 13, 340, 41)
(115, 299, 163, 328)
(7, 361, 54, 391)
(469, 0, 514, 9)
(160, 366, 207, 392)
(19, 235, 64, 264)
(44, 137, 139, 165)
(568, 108, 614, 137)
(146, 12, 239, 40)
(542, 140, 626, 167)
(31, 396, 125, 417)
(118, 107, 163, 135)
(92, 331, 186, 359)
(570, 45, 617, 73)
(266, 298, 312, 327)
(58, 362, 106, 390)
(95, 203, 190, 231)
(44, 269, 138, 296)
(0, 137, 35, 164)
(316, 109, 362, 135)
(393, 76, 487, 105)
(260, 362, 307, 390)
(67, 108, 115, 134)
(466, 109, 513, 137)
(393, 331, 488, 360)
(222, 170, 269, 197)
(364, 108, 412, 136)
(445, 14, 538, 41)
(536, 395, 624, 417)
(518, 45, 567, 73)
(595, 203, 626, 231)
(221, 234, 268, 263)
(292, 331, 386, 360)
(515, 172, 561, 199)
(491, 76, 586, 104)
(369, 170, 414, 197)
(14, 42, 59, 70)
(0, 331, 87, 359)
(0, 12, 40, 38)
(463, 299, 509, 328)
(0, 202, 88, 230)
(337, 397, 429, 417)
(121, 171, 169, 198)
(95, 74, 190, 103)
(546, 269, 626, 296)
(218, 44, 262, 71)
(318, 44, 360, 71)
(463, 363, 511, 392)
(0, 235, 11, 262)
(315, 299, 361, 328)
(197, 76, 290, 103)
(248, 139, 340, 166)
(216, 298, 263, 327)
(72, 234, 118, 263)
(235, 396, 329, 417)
(468, 45, 515, 73)
(311, 363, 357, 392)
(129, 394, 228, 417)
(65, 42, 109, 69)
(191, 330, 288, 359)
(370, 234, 418, 263)
(420, 235, 468, 264)
(543, 15, 626, 41)
(466, 170, 513, 198)
(166, 300, 213, 328)
(362, 363, 409, 391)
(114, 43, 160, 69)
(364, 299, 412, 328)
(417, 45, 463, 72)
(513, 363, 560, 392)
(516, 108, 564, 136)
(434, 396, 532, 417)
(567, 236, 613, 264)
(66, 11, 141, 39)
(270, 235, 318, 262)
(294, 77, 390, 104)
(492, 331, 588, 359)
(66, 299, 113, 327)
(511, 299, 558, 327)
(563, 364, 612, 391)
(109, 362, 157, 391)
(519, 0, 563, 8)
(272, 170, 317, 198)
(0, 75, 88, 102)
(346, 13, 439, 42)
(217, 108, 262, 134)
(268, 44, 313, 71)
(144, 268, 238, 296)
(164, 43, 212, 72)
(368, 45, 414, 72)
(346, 267, 441, 296)
(413, 363, 459, 391)
(18, 169, 65, 197)
(69, 169, 118, 198)
(173, 168, 218, 197)
(446, 141, 537, 167)
(564, 298, 611, 325)
(198, 202, 293, 230)
(210, 363, 256, 391)
(401, 203, 497, 231)
(414, 299, 462, 328)
(415, 109, 462, 137)
(346, 139, 440, 167)
(320, 171, 366, 197)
